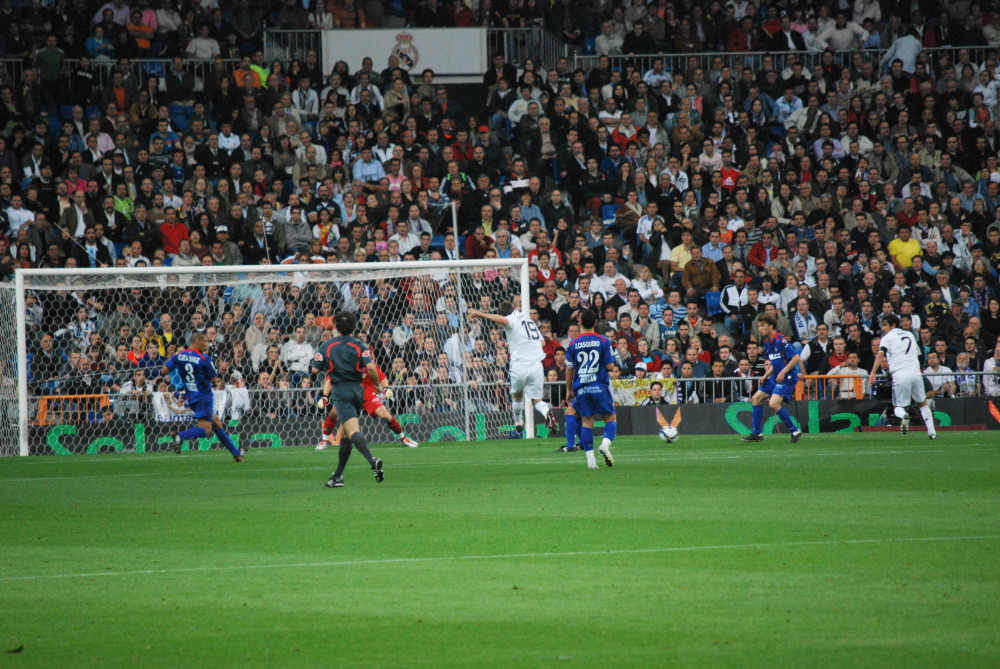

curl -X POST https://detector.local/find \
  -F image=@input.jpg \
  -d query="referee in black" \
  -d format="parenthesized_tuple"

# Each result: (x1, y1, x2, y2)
(312, 312, 385, 488)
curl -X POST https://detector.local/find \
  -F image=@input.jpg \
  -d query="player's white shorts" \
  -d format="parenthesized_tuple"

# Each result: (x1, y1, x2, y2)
(510, 362, 545, 400)
(892, 370, 926, 407)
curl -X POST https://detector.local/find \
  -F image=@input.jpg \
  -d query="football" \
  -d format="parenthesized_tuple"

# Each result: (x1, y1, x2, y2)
(660, 425, 679, 443)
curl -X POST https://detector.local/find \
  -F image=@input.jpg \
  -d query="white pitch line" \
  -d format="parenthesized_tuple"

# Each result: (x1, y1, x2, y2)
(2, 535, 997, 583)
(0, 445, 995, 483)
(12, 437, 996, 468)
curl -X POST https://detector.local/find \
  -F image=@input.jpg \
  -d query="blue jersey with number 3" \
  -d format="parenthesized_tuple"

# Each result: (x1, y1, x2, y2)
(164, 349, 217, 401)
(566, 333, 613, 391)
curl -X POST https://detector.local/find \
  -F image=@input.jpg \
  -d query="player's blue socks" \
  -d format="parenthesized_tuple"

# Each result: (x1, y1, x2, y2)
(213, 427, 240, 458)
(580, 426, 594, 453)
(179, 426, 208, 441)
(602, 421, 617, 443)
(565, 413, 578, 450)
(751, 405, 763, 434)
(776, 408, 797, 432)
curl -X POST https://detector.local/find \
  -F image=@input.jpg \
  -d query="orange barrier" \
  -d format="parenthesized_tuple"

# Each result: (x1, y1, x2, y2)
(34, 394, 110, 425)
(795, 375, 864, 400)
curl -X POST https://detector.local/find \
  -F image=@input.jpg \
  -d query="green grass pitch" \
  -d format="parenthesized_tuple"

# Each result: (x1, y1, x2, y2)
(1, 432, 998, 668)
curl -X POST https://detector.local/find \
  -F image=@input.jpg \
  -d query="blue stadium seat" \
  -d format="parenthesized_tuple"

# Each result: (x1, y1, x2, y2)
(705, 291, 723, 316)
(601, 204, 620, 225)
(59, 105, 74, 121)
(431, 235, 445, 247)
(141, 62, 165, 79)
(582, 38, 596, 55)
(168, 105, 188, 131)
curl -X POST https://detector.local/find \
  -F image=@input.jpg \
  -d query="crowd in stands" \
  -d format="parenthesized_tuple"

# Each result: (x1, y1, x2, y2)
(3, 1, 1000, 419)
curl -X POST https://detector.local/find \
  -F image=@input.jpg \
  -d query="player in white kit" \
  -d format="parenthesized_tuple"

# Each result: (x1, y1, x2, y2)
(868, 315, 937, 439)
(468, 301, 559, 435)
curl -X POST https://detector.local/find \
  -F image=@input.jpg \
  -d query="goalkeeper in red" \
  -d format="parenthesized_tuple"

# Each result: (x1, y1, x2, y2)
(311, 312, 386, 488)
(163, 332, 243, 461)
(316, 359, 419, 450)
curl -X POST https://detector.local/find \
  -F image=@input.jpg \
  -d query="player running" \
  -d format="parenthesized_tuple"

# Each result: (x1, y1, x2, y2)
(565, 308, 616, 469)
(163, 332, 243, 461)
(316, 357, 419, 450)
(868, 314, 937, 439)
(311, 311, 385, 488)
(468, 301, 558, 437)
(742, 313, 803, 443)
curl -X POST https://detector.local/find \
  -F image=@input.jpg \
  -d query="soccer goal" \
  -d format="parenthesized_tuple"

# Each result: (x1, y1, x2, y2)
(4, 259, 532, 457)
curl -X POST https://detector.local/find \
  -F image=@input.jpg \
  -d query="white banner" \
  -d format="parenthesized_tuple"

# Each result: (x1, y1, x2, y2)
(611, 377, 677, 406)
(321, 28, 488, 79)
(152, 390, 230, 423)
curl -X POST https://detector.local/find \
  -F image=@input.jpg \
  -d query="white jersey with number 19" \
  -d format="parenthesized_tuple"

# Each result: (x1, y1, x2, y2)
(503, 309, 545, 368)
(880, 328, 921, 374)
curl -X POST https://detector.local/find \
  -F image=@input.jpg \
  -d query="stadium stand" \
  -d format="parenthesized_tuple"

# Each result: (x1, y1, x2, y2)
(2, 0, 1000, 421)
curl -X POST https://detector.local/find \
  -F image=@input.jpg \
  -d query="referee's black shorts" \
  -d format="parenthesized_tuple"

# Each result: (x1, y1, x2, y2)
(331, 382, 364, 422)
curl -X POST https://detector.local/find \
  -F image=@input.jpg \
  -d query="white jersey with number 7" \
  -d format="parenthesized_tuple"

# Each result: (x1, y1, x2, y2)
(503, 309, 545, 368)
(880, 328, 921, 374)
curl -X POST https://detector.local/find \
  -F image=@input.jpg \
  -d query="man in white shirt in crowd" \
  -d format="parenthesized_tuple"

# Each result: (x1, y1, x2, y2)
(982, 344, 1000, 396)
(280, 326, 315, 380)
(828, 350, 869, 398)
(389, 219, 421, 254)
(923, 351, 954, 399)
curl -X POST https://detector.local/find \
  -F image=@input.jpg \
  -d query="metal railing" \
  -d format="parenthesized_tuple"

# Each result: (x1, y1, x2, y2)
(539, 369, 1000, 407)
(263, 29, 323, 64)
(488, 26, 571, 70)
(263, 26, 568, 74)
(0, 58, 239, 95)
(573, 45, 1000, 79)
(797, 374, 863, 400)
(20, 369, 999, 428)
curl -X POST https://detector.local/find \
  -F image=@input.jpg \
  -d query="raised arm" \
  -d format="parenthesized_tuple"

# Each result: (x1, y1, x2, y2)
(467, 308, 509, 327)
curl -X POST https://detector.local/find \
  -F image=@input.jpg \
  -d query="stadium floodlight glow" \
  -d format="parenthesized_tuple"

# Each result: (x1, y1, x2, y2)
(6, 259, 532, 457)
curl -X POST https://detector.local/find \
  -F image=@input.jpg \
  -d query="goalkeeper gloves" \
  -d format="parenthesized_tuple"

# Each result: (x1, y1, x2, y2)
(317, 396, 329, 409)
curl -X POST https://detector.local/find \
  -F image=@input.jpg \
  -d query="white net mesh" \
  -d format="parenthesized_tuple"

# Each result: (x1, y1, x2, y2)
(14, 261, 528, 455)
(0, 284, 18, 456)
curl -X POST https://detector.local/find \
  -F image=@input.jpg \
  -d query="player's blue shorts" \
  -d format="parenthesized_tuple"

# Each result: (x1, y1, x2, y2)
(574, 384, 616, 418)
(760, 378, 795, 401)
(186, 393, 214, 421)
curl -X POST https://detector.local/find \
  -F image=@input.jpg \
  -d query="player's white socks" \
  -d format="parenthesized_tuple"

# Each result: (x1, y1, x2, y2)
(586, 451, 597, 467)
(919, 406, 937, 437)
(512, 400, 524, 427)
(534, 400, 551, 418)
(893, 406, 908, 421)
(600, 438, 612, 451)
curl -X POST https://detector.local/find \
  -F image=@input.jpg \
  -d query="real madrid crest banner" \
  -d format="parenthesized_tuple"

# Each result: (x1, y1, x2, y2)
(322, 28, 488, 82)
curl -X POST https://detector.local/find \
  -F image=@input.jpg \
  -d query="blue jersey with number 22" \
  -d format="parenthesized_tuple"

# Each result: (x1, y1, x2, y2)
(566, 333, 613, 391)
(164, 349, 217, 401)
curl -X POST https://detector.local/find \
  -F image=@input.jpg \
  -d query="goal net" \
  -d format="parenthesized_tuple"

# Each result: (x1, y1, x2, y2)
(8, 259, 531, 456)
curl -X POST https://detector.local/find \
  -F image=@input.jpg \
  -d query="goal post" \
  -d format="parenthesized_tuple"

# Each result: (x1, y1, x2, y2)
(8, 258, 533, 456)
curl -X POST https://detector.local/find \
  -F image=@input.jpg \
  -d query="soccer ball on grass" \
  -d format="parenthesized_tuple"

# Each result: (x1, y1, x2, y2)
(659, 425, 679, 443)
